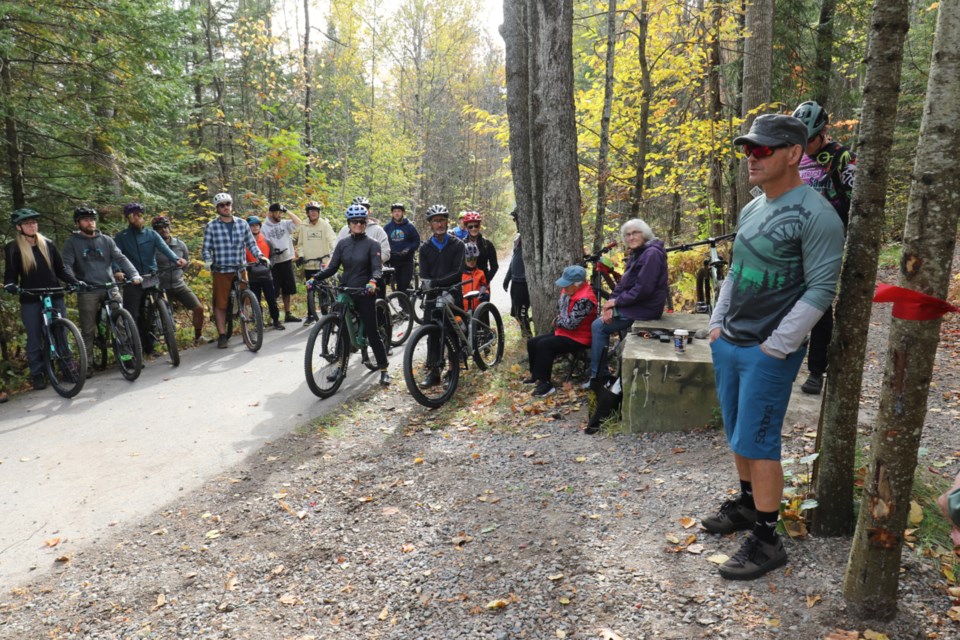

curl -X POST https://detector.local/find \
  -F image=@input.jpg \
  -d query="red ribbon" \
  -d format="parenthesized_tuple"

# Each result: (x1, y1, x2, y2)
(872, 283, 960, 321)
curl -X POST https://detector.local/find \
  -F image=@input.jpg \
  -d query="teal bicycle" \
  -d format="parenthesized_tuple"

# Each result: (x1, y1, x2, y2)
(303, 284, 391, 398)
(19, 287, 87, 398)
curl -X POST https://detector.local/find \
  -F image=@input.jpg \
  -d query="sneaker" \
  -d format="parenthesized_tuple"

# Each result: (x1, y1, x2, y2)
(285, 314, 302, 323)
(193, 335, 211, 347)
(522, 375, 537, 385)
(532, 381, 556, 398)
(701, 497, 758, 534)
(31, 375, 47, 391)
(420, 370, 441, 388)
(326, 367, 341, 382)
(801, 373, 823, 395)
(217, 334, 229, 349)
(379, 371, 392, 386)
(718, 533, 788, 581)
(303, 315, 319, 327)
(273, 320, 286, 331)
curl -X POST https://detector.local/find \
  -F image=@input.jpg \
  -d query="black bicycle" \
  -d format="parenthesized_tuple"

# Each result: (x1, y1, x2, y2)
(305, 254, 334, 321)
(402, 282, 504, 408)
(666, 233, 735, 314)
(582, 241, 621, 303)
(222, 264, 264, 352)
(381, 266, 414, 346)
(89, 282, 143, 381)
(18, 287, 87, 398)
(139, 271, 179, 367)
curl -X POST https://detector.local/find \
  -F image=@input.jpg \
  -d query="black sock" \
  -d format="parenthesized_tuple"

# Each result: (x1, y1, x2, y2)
(739, 480, 755, 510)
(753, 510, 779, 543)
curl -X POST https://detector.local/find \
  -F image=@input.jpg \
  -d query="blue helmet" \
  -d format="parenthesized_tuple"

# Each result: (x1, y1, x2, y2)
(247, 215, 262, 226)
(345, 204, 368, 220)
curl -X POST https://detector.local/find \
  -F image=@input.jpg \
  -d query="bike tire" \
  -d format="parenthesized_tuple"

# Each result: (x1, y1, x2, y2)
(386, 291, 414, 347)
(44, 317, 87, 398)
(238, 289, 264, 352)
(157, 297, 180, 366)
(411, 292, 430, 325)
(375, 297, 392, 356)
(402, 324, 460, 409)
(112, 307, 143, 381)
(470, 302, 504, 370)
(95, 314, 109, 371)
(304, 315, 348, 398)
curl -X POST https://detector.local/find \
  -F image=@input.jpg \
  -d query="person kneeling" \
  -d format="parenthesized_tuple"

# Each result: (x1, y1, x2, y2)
(525, 265, 597, 398)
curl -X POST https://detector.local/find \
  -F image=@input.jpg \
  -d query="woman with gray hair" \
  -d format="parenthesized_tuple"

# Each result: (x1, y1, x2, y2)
(586, 218, 668, 387)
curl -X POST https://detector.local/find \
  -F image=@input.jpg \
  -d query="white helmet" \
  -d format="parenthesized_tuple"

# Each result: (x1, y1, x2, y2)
(213, 192, 233, 206)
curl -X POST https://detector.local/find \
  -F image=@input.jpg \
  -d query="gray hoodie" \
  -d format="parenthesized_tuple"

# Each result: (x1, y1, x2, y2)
(62, 230, 139, 285)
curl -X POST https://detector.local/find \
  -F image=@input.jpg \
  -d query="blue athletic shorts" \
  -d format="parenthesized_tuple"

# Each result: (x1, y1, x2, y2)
(710, 337, 806, 461)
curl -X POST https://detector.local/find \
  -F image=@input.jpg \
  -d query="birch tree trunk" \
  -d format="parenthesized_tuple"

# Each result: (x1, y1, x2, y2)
(735, 0, 774, 217)
(503, 0, 583, 333)
(812, 0, 911, 537)
(592, 0, 617, 254)
(843, 1, 960, 617)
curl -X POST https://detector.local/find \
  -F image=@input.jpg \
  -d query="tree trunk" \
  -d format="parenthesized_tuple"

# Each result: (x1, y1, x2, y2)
(843, 1, 959, 618)
(1, 56, 25, 210)
(812, 0, 838, 108)
(629, 0, 650, 217)
(706, 0, 725, 235)
(303, 0, 313, 179)
(812, 0, 911, 538)
(503, 0, 583, 333)
(735, 0, 774, 216)
(592, 0, 617, 254)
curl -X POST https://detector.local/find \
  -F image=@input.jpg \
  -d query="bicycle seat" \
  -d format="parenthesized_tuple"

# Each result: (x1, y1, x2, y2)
(464, 291, 481, 300)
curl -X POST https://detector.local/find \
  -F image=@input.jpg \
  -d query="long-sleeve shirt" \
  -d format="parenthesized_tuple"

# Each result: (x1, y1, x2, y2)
(202, 216, 264, 272)
(468, 235, 499, 282)
(297, 218, 336, 269)
(611, 239, 669, 321)
(5, 239, 78, 303)
(63, 231, 138, 285)
(315, 233, 382, 288)
(504, 235, 525, 286)
(383, 218, 421, 262)
(156, 237, 189, 289)
(114, 226, 179, 275)
(336, 220, 390, 262)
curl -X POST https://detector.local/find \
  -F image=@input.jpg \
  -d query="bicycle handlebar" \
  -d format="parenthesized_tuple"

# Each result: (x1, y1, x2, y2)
(665, 232, 736, 253)
(17, 286, 75, 295)
(583, 241, 618, 263)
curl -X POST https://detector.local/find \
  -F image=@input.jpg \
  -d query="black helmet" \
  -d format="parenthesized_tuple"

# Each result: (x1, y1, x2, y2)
(74, 206, 98, 222)
(123, 202, 144, 216)
(11, 208, 41, 225)
(792, 101, 828, 138)
(152, 215, 170, 229)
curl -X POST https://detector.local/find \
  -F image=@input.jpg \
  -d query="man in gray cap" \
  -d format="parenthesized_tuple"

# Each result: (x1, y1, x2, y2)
(702, 114, 844, 581)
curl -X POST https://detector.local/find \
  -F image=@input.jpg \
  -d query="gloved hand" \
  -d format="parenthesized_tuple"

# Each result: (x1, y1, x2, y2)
(76, 280, 89, 291)
(4, 283, 19, 294)
(306, 278, 315, 291)
(295, 256, 304, 267)
(259, 257, 271, 268)
(364, 281, 376, 296)
(131, 276, 143, 285)
(503, 279, 510, 292)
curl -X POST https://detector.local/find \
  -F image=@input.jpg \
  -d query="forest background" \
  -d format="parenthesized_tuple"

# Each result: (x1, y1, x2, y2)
(0, 0, 941, 376)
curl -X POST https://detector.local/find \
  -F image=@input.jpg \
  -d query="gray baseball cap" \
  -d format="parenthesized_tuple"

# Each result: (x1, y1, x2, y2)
(733, 114, 807, 149)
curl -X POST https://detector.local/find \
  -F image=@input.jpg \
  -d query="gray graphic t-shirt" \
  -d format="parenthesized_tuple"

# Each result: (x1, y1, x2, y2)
(722, 185, 844, 345)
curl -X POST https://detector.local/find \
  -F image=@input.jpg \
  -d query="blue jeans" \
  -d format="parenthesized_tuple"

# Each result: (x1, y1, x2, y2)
(589, 315, 633, 379)
(710, 337, 805, 460)
(22, 297, 67, 377)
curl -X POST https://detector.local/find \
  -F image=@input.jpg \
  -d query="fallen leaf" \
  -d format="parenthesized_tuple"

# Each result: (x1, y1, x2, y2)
(558, 597, 571, 605)
(150, 528, 166, 536)
(54, 555, 71, 563)
(679, 516, 696, 529)
(806, 594, 821, 608)
(452, 533, 474, 547)
(575, 456, 587, 463)
(908, 500, 923, 526)
(685, 544, 704, 555)
(378, 605, 389, 620)
(863, 631, 890, 640)
(413, 458, 424, 464)
(548, 573, 564, 581)
(824, 630, 860, 640)
(402, 543, 416, 553)
(597, 629, 625, 640)
(485, 599, 510, 610)
(665, 534, 680, 544)
(524, 450, 536, 458)
(44, 538, 61, 548)
(359, 496, 374, 502)
(278, 593, 299, 605)
(707, 554, 729, 565)
(556, 631, 567, 639)
(151, 593, 166, 611)
(382, 507, 400, 516)
(205, 529, 221, 539)
(225, 574, 238, 591)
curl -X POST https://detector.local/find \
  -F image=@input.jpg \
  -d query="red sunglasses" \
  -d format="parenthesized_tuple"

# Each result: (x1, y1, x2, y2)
(741, 143, 787, 158)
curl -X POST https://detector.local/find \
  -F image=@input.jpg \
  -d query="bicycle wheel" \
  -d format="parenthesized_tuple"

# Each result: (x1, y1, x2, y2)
(94, 311, 109, 371)
(470, 302, 504, 370)
(44, 318, 87, 398)
(112, 307, 142, 381)
(238, 289, 264, 352)
(403, 324, 460, 409)
(225, 291, 235, 338)
(385, 291, 414, 347)
(304, 315, 348, 398)
(376, 297, 392, 350)
(156, 297, 180, 366)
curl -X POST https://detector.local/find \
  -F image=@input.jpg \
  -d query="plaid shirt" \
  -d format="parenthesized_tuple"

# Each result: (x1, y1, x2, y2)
(202, 216, 264, 272)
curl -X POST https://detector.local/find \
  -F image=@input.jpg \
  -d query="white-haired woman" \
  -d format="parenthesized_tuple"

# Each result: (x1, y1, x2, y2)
(587, 219, 668, 387)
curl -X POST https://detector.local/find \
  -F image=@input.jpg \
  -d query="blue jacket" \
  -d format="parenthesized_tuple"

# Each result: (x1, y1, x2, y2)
(383, 218, 420, 262)
(114, 226, 178, 274)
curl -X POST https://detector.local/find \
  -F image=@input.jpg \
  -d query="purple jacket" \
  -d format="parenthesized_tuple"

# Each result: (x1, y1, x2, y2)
(612, 239, 668, 320)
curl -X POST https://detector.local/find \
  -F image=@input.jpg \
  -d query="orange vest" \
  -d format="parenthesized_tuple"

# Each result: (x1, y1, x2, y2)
(461, 268, 488, 311)
(246, 234, 271, 263)
(555, 283, 597, 345)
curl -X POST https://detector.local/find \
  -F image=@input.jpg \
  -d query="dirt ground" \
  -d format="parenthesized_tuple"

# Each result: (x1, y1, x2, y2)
(1, 286, 959, 639)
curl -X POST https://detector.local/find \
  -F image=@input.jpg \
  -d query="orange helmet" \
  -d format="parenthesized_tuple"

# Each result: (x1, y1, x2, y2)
(462, 211, 482, 225)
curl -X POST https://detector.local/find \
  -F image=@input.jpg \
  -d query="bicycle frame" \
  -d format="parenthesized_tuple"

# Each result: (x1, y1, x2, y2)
(665, 232, 736, 313)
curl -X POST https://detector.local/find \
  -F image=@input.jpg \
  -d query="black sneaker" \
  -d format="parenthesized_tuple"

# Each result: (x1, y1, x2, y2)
(273, 320, 286, 330)
(718, 533, 787, 580)
(701, 497, 757, 534)
(31, 375, 47, 391)
(217, 334, 229, 349)
(420, 370, 441, 387)
(801, 373, 823, 394)
(379, 371, 392, 386)
(522, 375, 537, 384)
(532, 381, 555, 398)
(303, 315, 319, 327)
(285, 314, 302, 323)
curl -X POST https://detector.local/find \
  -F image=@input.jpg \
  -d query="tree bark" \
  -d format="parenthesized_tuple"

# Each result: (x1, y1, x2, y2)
(812, 0, 838, 108)
(1, 56, 26, 210)
(812, 0, 911, 538)
(735, 0, 774, 217)
(503, 0, 583, 333)
(843, 0, 959, 618)
(706, 0, 725, 235)
(303, 0, 313, 179)
(629, 0, 650, 218)
(592, 0, 617, 254)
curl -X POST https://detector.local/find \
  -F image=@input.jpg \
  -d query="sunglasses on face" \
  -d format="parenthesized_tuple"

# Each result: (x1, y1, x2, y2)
(349, 219, 367, 225)
(466, 224, 480, 230)
(741, 143, 787, 158)
(216, 203, 231, 209)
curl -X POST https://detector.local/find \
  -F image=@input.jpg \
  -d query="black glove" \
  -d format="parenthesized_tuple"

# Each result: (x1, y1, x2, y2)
(3, 283, 18, 294)
(295, 256, 304, 267)
(503, 280, 510, 292)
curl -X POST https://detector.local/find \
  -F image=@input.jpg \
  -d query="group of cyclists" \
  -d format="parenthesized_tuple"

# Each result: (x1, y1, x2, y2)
(2, 193, 501, 397)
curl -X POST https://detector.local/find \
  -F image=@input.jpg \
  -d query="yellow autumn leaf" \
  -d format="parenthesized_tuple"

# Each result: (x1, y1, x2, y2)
(44, 538, 61, 547)
(806, 594, 821, 608)
(679, 517, 696, 529)
(908, 500, 923, 526)
(485, 599, 510, 609)
(863, 631, 890, 640)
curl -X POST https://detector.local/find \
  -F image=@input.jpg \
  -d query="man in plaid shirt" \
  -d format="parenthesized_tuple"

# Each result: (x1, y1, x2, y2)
(202, 192, 269, 348)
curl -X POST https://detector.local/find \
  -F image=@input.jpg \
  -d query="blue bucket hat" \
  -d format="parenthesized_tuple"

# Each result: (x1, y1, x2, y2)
(556, 265, 587, 287)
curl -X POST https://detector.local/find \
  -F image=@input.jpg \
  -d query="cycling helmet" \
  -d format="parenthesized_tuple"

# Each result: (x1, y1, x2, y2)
(247, 215, 262, 226)
(74, 206, 98, 221)
(151, 215, 170, 229)
(463, 242, 480, 260)
(213, 192, 233, 206)
(305, 201, 322, 211)
(462, 211, 482, 225)
(792, 100, 828, 138)
(426, 204, 449, 220)
(345, 204, 368, 219)
(123, 202, 144, 216)
(11, 208, 41, 225)
(351, 196, 371, 209)
(390, 202, 405, 211)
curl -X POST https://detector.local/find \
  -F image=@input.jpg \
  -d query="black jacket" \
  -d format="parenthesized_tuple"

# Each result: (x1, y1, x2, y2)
(469, 235, 498, 282)
(419, 234, 465, 309)
(315, 233, 382, 288)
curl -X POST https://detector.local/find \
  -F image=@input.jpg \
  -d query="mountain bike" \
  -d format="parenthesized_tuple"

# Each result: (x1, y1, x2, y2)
(666, 233, 735, 313)
(402, 282, 504, 409)
(19, 287, 87, 398)
(305, 254, 334, 321)
(382, 266, 414, 346)
(582, 241, 621, 303)
(87, 282, 142, 381)
(304, 285, 392, 398)
(222, 264, 264, 352)
(139, 270, 179, 366)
